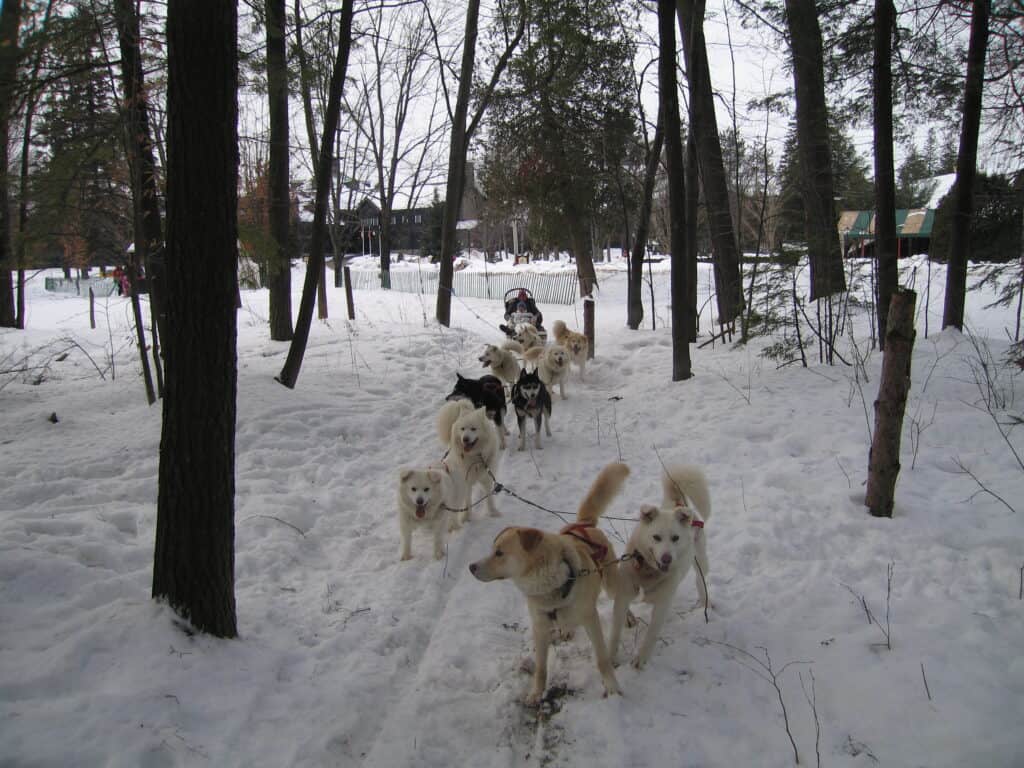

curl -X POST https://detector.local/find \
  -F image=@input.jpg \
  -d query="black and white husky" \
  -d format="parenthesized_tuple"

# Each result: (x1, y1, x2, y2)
(510, 368, 552, 451)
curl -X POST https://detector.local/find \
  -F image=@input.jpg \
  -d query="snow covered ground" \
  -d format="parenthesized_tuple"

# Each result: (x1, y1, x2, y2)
(1, 256, 1022, 767)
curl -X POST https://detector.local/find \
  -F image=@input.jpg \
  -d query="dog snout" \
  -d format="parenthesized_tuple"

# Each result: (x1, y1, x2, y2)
(660, 552, 673, 566)
(468, 562, 478, 575)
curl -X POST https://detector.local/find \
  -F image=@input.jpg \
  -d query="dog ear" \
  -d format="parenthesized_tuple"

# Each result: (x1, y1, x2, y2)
(427, 469, 444, 484)
(674, 506, 692, 525)
(517, 528, 544, 552)
(639, 504, 659, 524)
(399, 468, 414, 482)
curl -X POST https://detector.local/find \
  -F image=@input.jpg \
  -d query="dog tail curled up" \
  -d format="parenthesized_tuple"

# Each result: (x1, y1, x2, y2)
(660, 464, 711, 522)
(552, 319, 568, 339)
(577, 462, 630, 525)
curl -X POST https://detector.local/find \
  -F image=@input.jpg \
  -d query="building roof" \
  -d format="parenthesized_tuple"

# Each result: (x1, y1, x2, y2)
(838, 209, 935, 239)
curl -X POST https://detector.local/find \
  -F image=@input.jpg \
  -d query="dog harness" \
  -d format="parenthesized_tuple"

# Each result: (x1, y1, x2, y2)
(546, 557, 578, 621)
(559, 522, 609, 564)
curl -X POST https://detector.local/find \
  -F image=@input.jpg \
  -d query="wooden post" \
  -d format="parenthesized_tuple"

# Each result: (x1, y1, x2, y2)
(89, 287, 96, 329)
(343, 265, 355, 320)
(866, 288, 917, 517)
(583, 295, 595, 360)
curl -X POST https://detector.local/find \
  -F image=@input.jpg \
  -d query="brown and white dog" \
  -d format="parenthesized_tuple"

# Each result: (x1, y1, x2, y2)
(551, 320, 589, 379)
(478, 343, 521, 387)
(608, 463, 711, 670)
(469, 462, 630, 705)
(523, 344, 570, 399)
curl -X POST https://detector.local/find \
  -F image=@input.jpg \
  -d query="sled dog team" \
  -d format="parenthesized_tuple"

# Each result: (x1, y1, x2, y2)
(397, 320, 712, 705)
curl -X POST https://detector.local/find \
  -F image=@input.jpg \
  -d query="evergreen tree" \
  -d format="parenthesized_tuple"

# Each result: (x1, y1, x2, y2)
(485, 0, 640, 295)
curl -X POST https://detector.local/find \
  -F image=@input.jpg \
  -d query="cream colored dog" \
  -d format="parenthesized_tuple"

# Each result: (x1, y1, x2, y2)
(512, 324, 544, 352)
(469, 462, 630, 705)
(437, 400, 501, 521)
(609, 463, 711, 669)
(551, 320, 588, 379)
(396, 466, 462, 561)
(524, 344, 570, 399)
(478, 343, 521, 386)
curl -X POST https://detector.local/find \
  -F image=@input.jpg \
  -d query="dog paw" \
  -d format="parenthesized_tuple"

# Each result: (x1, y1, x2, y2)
(603, 683, 621, 698)
(400, 553, 412, 562)
(632, 656, 647, 670)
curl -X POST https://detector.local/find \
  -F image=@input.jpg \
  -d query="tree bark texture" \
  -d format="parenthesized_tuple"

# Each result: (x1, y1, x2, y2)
(113, 0, 166, 392)
(0, 0, 21, 328)
(873, 0, 898, 350)
(942, 0, 990, 331)
(436, 0, 478, 327)
(277, 0, 354, 388)
(154, 0, 240, 637)
(677, 0, 744, 325)
(783, 0, 847, 301)
(628, 107, 663, 330)
(866, 288, 916, 517)
(436, 0, 524, 327)
(266, 0, 294, 340)
(659, 0, 692, 380)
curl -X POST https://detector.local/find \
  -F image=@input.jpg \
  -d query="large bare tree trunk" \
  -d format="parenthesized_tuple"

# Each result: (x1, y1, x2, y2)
(677, 0, 744, 325)
(942, 0, 990, 331)
(154, 0, 240, 637)
(628, 107, 663, 330)
(436, 0, 525, 327)
(873, 0, 898, 350)
(277, 0, 355, 388)
(266, 0, 294, 340)
(783, 0, 847, 300)
(866, 288, 916, 517)
(659, 0, 692, 380)
(0, 0, 21, 328)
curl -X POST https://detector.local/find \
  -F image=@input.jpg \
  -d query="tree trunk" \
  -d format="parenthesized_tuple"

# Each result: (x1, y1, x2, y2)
(277, 0, 355, 388)
(436, 0, 478, 327)
(873, 0, 898, 350)
(113, 0, 166, 392)
(436, 0, 525, 327)
(865, 288, 917, 517)
(154, 0, 240, 638)
(0, 0, 21, 328)
(17, 0, 54, 330)
(685, 131, 699, 342)
(677, 0, 744, 325)
(628, 107, 664, 330)
(266, 0, 294, 340)
(659, 0, 692, 380)
(783, 0, 847, 300)
(942, 0, 990, 331)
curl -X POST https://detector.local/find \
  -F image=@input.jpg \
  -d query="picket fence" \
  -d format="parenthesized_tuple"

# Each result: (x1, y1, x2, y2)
(344, 267, 579, 305)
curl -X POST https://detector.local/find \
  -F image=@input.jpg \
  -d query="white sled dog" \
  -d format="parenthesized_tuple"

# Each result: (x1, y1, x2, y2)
(479, 343, 521, 386)
(524, 344, 571, 399)
(551, 320, 588, 379)
(396, 466, 464, 561)
(609, 463, 711, 669)
(469, 463, 630, 705)
(437, 400, 501, 521)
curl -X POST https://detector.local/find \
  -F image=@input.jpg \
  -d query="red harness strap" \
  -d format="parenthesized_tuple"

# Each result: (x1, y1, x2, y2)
(559, 522, 609, 564)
